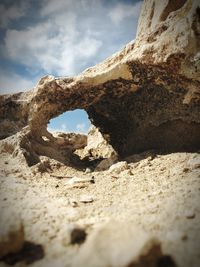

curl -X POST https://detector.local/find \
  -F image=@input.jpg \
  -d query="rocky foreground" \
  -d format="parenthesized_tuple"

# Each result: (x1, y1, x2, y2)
(0, 146, 200, 267)
(0, 0, 200, 267)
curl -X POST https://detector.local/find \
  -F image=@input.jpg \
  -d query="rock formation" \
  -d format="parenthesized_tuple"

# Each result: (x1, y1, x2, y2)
(0, 1, 200, 266)
(0, 0, 199, 166)
(72, 220, 176, 267)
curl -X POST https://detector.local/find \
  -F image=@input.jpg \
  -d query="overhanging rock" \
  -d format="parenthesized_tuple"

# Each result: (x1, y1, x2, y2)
(0, 0, 200, 164)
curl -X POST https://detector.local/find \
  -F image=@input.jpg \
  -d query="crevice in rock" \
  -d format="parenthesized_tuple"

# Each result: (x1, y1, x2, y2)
(148, 1, 155, 28)
(0, 0, 199, 168)
(160, 0, 187, 21)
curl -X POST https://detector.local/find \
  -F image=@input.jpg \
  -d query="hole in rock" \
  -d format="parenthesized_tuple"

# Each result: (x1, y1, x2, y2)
(70, 228, 87, 245)
(37, 109, 95, 168)
(48, 109, 91, 134)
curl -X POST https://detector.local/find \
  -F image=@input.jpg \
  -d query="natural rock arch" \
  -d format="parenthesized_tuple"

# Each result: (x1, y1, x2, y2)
(0, 0, 200, 166)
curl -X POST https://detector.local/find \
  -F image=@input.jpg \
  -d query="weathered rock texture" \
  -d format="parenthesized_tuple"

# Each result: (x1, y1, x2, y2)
(0, 0, 200, 165)
(72, 220, 176, 267)
(0, 210, 24, 258)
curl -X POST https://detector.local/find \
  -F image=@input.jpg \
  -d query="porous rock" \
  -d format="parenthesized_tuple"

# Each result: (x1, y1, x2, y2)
(71, 220, 175, 267)
(84, 125, 117, 159)
(52, 132, 87, 152)
(83, 125, 118, 171)
(0, 0, 199, 166)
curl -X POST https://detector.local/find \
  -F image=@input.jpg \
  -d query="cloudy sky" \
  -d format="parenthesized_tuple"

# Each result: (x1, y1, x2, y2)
(0, 0, 142, 133)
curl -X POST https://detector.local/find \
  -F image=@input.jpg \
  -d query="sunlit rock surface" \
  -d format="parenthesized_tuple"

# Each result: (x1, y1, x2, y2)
(0, 0, 199, 163)
(0, 1, 200, 267)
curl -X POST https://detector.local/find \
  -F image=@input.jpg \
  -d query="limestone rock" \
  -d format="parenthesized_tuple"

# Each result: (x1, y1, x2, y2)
(52, 132, 87, 152)
(71, 220, 175, 267)
(133, 0, 200, 81)
(63, 176, 94, 189)
(109, 161, 129, 174)
(84, 125, 117, 159)
(83, 125, 118, 171)
(0, 210, 24, 258)
(0, 0, 199, 166)
(79, 195, 94, 203)
(186, 154, 200, 170)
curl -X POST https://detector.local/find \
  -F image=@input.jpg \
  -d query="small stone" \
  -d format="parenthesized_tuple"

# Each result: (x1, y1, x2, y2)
(85, 168, 91, 173)
(109, 161, 129, 174)
(65, 176, 94, 185)
(79, 195, 94, 203)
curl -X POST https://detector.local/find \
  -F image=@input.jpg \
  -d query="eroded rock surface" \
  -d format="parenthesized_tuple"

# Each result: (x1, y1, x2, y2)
(0, 2, 200, 266)
(72, 220, 176, 267)
(0, 209, 24, 258)
(0, 0, 199, 166)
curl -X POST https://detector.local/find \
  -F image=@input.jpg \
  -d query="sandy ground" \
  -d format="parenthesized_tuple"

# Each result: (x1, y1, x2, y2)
(0, 151, 200, 267)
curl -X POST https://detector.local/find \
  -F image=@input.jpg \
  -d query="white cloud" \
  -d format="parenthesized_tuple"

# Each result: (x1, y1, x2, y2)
(47, 123, 69, 133)
(0, 2, 28, 28)
(41, 0, 102, 17)
(108, 1, 142, 25)
(1, 0, 142, 94)
(4, 11, 102, 76)
(76, 123, 86, 133)
(0, 71, 35, 94)
(41, 0, 72, 16)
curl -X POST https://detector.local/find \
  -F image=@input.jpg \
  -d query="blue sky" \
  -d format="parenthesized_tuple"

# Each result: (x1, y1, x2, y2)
(0, 0, 142, 133)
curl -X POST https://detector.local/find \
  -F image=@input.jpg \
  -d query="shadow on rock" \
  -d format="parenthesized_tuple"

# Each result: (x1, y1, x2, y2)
(0, 241, 44, 265)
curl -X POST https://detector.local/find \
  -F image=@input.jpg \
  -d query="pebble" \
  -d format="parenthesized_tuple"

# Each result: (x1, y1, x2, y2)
(64, 176, 94, 185)
(63, 176, 95, 189)
(109, 161, 129, 174)
(85, 168, 92, 173)
(79, 195, 94, 203)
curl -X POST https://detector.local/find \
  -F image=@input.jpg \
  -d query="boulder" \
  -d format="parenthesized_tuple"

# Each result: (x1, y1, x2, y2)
(84, 125, 117, 159)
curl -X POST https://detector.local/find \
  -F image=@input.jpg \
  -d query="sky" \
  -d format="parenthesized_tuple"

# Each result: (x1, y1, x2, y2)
(0, 0, 142, 133)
